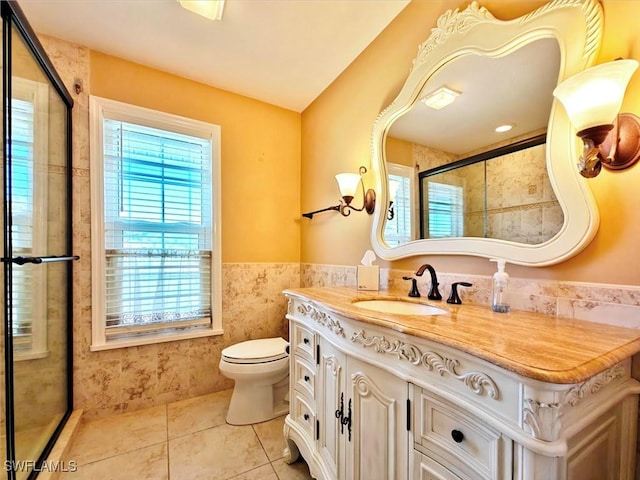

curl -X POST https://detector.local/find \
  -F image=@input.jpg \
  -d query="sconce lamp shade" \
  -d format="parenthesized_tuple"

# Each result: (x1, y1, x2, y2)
(335, 173, 362, 203)
(388, 180, 400, 203)
(553, 60, 639, 131)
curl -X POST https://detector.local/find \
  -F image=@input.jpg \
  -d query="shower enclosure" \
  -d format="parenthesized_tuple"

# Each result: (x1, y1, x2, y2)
(1, 1, 75, 479)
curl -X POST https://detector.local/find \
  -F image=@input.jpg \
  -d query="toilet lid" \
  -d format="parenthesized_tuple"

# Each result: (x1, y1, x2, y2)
(222, 337, 288, 364)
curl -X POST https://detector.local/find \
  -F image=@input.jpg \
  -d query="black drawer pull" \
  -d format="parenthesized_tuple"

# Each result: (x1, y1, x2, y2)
(304, 375, 310, 382)
(303, 338, 310, 345)
(303, 413, 310, 421)
(451, 429, 464, 443)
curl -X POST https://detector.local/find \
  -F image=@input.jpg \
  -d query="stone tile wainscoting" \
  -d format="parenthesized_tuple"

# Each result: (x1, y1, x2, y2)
(74, 263, 299, 422)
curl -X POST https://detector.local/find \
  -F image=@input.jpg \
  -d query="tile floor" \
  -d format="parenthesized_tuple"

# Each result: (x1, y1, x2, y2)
(62, 389, 313, 479)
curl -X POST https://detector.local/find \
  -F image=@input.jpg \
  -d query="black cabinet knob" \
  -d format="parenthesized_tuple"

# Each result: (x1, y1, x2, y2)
(303, 413, 310, 421)
(304, 375, 310, 382)
(303, 338, 310, 344)
(285, 344, 290, 354)
(451, 429, 464, 443)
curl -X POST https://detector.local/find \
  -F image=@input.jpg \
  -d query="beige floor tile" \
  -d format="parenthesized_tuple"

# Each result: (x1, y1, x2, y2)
(67, 405, 167, 466)
(227, 463, 279, 480)
(271, 457, 313, 480)
(252, 415, 287, 462)
(167, 389, 231, 440)
(60, 443, 168, 480)
(169, 424, 269, 480)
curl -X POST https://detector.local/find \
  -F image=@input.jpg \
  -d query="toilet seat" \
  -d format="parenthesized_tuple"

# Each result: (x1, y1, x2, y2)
(222, 337, 288, 364)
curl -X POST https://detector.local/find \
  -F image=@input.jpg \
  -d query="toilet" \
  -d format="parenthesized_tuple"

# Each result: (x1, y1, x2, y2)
(219, 337, 290, 425)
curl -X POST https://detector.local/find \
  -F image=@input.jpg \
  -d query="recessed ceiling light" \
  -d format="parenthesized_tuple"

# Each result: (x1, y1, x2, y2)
(421, 87, 460, 110)
(495, 124, 515, 133)
(178, 0, 225, 21)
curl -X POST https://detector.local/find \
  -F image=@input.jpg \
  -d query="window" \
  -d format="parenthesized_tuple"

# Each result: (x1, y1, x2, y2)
(89, 96, 222, 350)
(384, 163, 415, 246)
(427, 182, 463, 238)
(11, 78, 49, 360)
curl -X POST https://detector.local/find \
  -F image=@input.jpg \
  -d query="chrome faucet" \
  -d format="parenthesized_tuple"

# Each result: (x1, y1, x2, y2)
(415, 264, 442, 301)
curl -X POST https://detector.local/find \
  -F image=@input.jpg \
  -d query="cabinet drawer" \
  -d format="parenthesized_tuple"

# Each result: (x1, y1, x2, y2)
(414, 389, 505, 480)
(293, 356, 316, 399)
(291, 321, 316, 363)
(291, 391, 316, 440)
(412, 450, 462, 480)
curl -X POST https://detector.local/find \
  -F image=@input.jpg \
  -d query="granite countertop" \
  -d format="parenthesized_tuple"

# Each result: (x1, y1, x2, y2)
(284, 287, 640, 384)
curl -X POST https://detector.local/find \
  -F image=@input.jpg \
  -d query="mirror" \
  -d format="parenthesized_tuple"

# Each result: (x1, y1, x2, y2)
(371, 0, 603, 266)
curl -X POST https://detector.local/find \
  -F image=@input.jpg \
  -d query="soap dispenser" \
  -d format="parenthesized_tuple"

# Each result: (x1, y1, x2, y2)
(490, 259, 510, 313)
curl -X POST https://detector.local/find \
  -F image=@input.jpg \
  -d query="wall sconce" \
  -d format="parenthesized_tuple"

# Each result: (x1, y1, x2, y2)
(553, 59, 640, 178)
(302, 166, 376, 219)
(387, 180, 400, 220)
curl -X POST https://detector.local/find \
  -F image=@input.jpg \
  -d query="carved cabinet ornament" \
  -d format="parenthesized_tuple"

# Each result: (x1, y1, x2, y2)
(297, 303, 345, 337)
(351, 330, 499, 399)
(522, 363, 625, 441)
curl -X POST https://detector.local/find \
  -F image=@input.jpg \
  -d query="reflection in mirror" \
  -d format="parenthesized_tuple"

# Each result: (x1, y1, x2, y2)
(418, 135, 563, 244)
(383, 38, 561, 246)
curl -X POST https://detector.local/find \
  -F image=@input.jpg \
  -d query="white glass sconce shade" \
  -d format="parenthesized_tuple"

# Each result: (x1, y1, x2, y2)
(335, 173, 362, 201)
(553, 59, 639, 131)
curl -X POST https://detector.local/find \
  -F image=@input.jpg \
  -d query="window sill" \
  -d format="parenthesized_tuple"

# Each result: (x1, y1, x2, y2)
(14, 349, 50, 361)
(90, 326, 223, 352)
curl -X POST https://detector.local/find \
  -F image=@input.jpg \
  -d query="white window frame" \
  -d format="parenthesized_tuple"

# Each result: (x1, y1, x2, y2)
(89, 96, 222, 350)
(384, 163, 416, 245)
(12, 78, 49, 361)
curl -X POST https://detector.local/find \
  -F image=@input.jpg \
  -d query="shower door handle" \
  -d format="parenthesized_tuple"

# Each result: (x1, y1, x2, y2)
(3, 255, 80, 265)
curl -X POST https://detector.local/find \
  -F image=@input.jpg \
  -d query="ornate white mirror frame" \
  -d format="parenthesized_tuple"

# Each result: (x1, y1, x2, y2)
(370, 0, 603, 266)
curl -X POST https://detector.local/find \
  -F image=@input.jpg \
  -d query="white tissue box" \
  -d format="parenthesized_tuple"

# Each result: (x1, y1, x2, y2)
(357, 266, 379, 291)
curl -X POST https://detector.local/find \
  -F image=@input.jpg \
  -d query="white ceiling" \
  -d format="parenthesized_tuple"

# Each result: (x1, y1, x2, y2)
(388, 38, 561, 156)
(18, 0, 410, 112)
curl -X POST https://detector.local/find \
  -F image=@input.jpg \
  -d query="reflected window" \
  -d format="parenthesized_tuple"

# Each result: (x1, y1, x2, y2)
(384, 163, 414, 245)
(427, 182, 463, 238)
(11, 79, 48, 360)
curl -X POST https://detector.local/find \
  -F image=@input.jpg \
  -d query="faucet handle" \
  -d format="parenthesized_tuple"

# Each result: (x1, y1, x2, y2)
(402, 276, 421, 298)
(447, 282, 473, 304)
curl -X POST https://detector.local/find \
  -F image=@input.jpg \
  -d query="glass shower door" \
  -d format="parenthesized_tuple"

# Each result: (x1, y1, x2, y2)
(3, 4, 74, 478)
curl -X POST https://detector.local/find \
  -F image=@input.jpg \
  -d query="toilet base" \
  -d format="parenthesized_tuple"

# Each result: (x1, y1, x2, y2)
(226, 375, 289, 425)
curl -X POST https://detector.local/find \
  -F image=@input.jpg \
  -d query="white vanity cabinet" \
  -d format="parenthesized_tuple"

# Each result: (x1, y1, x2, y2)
(287, 318, 409, 480)
(283, 290, 640, 480)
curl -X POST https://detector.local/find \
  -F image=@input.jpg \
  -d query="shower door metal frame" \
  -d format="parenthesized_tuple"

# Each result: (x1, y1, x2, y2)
(1, 1, 74, 478)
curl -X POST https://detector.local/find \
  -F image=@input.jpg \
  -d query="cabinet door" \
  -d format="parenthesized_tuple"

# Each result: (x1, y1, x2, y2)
(318, 338, 346, 480)
(566, 408, 621, 480)
(345, 356, 409, 480)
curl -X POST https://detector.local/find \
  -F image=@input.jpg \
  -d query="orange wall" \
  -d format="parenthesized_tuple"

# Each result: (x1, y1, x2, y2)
(385, 137, 413, 167)
(90, 51, 301, 263)
(301, 0, 640, 286)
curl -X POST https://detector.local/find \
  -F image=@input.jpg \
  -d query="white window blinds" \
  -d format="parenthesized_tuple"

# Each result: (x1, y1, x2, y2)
(102, 119, 213, 338)
(384, 173, 412, 245)
(11, 98, 35, 341)
(427, 182, 464, 238)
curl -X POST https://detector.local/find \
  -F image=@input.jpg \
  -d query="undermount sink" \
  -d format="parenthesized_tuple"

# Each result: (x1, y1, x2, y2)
(352, 299, 447, 316)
